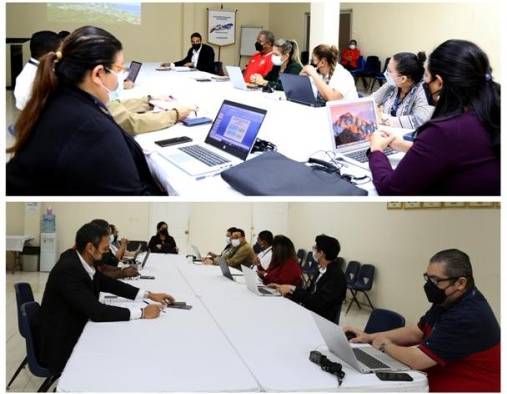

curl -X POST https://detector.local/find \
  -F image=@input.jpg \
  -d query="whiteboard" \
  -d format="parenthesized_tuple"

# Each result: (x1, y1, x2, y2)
(240, 26, 263, 56)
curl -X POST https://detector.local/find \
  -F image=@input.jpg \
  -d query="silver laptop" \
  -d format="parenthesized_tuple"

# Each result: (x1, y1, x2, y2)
(312, 312, 409, 373)
(218, 257, 244, 281)
(139, 249, 151, 270)
(226, 66, 259, 91)
(191, 244, 202, 261)
(327, 98, 396, 170)
(243, 266, 280, 296)
(158, 100, 267, 177)
(123, 244, 142, 264)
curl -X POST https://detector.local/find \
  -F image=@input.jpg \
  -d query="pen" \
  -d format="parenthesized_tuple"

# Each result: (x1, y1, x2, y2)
(143, 300, 166, 313)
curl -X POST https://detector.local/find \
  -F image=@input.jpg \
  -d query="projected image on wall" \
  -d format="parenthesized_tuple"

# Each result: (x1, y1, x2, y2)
(47, 3, 141, 25)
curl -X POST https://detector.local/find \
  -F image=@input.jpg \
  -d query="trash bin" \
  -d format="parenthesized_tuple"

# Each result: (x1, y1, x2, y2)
(22, 245, 40, 272)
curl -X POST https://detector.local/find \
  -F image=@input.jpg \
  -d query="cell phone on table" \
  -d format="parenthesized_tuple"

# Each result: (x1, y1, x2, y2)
(168, 302, 192, 310)
(182, 117, 213, 127)
(375, 372, 413, 382)
(155, 136, 192, 147)
(139, 275, 155, 280)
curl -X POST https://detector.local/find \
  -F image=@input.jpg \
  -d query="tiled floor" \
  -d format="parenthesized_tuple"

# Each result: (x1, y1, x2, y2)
(5, 270, 371, 392)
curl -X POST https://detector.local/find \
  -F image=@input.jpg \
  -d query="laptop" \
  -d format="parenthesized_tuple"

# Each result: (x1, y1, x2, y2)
(280, 74, 325, 107)
(139, 249, 151, 270)
(158, 100, 267, 177)
(218, 257, 244, 281)
(327, 98, 396, 169)
(191, 244, 202, 261)
(122, 244, 142, 264)
(226, 66, 259, 90)
(243, 266, 280, 296)
(312, 312, 409, 373)
(126, 61, 142, 82)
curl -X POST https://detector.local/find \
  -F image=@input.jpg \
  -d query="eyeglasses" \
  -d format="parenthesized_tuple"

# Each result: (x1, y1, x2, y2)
(423, 273, 460, 285)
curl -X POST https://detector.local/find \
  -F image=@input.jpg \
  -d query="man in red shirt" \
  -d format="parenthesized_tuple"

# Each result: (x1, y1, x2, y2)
(344, 249, 500, 392)
(341, 39, 361, 70)
(243, 30, 275, 82)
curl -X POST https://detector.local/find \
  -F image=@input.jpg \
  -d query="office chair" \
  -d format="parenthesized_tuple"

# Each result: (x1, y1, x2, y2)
(296, 249, 307, 266)
(369, 57, 391, 92)
(20, 302, 60, 392)
(7, 283, 35, 390)
(364, 308, 406, 334)
(346, 264, 376, 313)
(356, 56, 381, 91)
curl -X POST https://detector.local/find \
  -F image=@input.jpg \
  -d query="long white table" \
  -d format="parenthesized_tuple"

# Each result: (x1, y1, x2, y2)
(58, 254, 428, 392)
(125, 63, 404, 196)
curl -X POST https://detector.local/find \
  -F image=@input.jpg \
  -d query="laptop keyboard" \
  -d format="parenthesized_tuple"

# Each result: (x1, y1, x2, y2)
(352, 348, 390, 369)
(178, 145, 230, 167)
(345, 147, 395, 163)
(258, 286, 274, 295)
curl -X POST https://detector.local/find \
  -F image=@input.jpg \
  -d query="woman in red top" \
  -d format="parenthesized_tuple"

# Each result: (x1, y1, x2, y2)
(341, 39, 361, 70)
(258, 235, 302, 287)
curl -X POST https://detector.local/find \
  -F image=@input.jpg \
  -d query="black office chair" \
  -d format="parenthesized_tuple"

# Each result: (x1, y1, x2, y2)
(7, 283, 35, 390)
(356, 56, 381, 91)
(336, 257, 346, 271)
(20, 302, 60, 392)
(301, 251, 318, 288)
(369, 57, 390, 92)
(296, 249, 307, 266)
(346, 264, 376, 313)
(350, 55, 365, 80)
(344, 260, 361, 286)
(301, 51, 309, 66)
(364, 308, 405, 334)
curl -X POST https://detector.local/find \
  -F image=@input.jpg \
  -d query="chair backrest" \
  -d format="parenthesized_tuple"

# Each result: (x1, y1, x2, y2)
(20, 301, 51, 378)
(296, 249, 307, 265)
(344, 260, 361, 285)
(336, 257, 346, 271)
(382, 57, 391, 73)
(15, 282, 35, 338)
(355, 264, 375, 290)
(364, 56, 380, 73)
(127, 240, 148, 252)
(364, 308, 406, 334)
(356, 55, 365, 69)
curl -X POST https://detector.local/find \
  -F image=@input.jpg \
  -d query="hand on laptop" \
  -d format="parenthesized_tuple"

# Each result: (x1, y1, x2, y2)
(377, 128, 414, 153)
(267, 283, 293, 296)
(370, 131, 396, 153)
(341, 326, 373, 344)
(372, 336, 393, 351)
(122, 266, 140, 278)
(148, 292, 175, 305)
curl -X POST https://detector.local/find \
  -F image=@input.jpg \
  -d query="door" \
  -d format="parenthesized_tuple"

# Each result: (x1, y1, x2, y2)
(251, 203, 289, 244)
(149, 203, 191, 255)
(339, 10, 352, 52)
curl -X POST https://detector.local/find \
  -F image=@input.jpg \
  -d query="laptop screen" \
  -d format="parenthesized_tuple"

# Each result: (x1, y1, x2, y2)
(127, 61, 142, 82)
(327, 99, 378, 149)
(205, 100, 267, 161)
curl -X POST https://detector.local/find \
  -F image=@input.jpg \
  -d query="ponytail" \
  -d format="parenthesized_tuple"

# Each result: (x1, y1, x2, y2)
(313, 44, 339, 78)
(392, 51, 426, 83)
(8, 52, 59, 154)
(289, 40, 302, 66)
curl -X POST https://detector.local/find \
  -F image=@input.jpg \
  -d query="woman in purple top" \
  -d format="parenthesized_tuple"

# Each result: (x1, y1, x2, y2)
(368, 40, 500, 196)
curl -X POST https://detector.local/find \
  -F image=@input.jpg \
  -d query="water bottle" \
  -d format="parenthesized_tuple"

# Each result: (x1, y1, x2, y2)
(41, 207, 56, 233)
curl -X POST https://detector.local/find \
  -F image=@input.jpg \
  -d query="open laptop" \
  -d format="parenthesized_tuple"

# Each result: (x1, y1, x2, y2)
(242, 266, 280, 296)
(191, 244, 202, 261)
(312, 312, 409, 373)
(280, 74, 325, 107)
(327, 98, 397, 169)
(126, 61, 142, 83)
(139, 249, 151, 270)
(158, 100, 267, 177)
(122, 244, 142, 264)
(226, 66, 260, 91)
(218, 257, 244, 280)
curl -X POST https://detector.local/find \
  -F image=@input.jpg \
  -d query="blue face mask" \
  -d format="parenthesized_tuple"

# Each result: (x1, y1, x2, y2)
(384, 71, 397, 87)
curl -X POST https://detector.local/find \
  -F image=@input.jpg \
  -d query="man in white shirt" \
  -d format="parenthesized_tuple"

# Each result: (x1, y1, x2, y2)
(255, 230, 273, 270)
(14, 31, 60, 110)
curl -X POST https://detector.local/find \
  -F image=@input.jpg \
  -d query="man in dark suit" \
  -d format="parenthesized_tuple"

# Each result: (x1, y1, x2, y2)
(269, 234, 346, 322)
(162, 32, 215, 73)
(39, 222, 175, 375)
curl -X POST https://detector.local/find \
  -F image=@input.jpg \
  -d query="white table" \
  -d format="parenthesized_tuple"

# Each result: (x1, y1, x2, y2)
(126, 63, 404, 196)
(58, 254, 428, 392)
(6, 235, 33, 273)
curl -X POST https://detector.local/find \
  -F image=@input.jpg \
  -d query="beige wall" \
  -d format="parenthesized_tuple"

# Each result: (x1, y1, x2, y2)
(288, 203, 500, 323)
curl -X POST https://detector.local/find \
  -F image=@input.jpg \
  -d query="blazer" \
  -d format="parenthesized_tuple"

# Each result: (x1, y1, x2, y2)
(292, 260, 346, 322)
(222, 242, 256, 269)
(39, 249, 140, 374)
(148, 234, 178, 254)
(175, 44, 215, 74)
(6, 86, 165, 196)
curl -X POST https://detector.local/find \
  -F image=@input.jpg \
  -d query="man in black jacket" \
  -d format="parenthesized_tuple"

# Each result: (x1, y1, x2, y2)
(162, 32, 215, 73)
(39, 222, 175, 375)
(269, 234, 346, 322)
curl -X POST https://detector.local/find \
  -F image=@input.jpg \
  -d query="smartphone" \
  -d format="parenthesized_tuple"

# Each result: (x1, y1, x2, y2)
(155, 136, 192, 147)
(168, 302, 192, 310)
(375, 372, 413, 382)
(139, 275, 155, 280)
(182, 117, 213, 127)
(403, 132, 416, 142)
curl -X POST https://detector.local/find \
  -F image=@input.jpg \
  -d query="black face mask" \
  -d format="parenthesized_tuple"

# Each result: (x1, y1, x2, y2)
(424, 279, 456, 305)
(255, 42, 263, 52)
(159, 228, 169, 236)
(192, 43, 201, 51)
(423, 82, 441, 106)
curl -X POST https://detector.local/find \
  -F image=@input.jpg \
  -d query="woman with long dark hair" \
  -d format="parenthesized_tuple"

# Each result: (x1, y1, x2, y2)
(148, 222, 178, 254)
(369, 39, 500, 195)
(257, 235, 302, 287)
(7, 26, 165, 196)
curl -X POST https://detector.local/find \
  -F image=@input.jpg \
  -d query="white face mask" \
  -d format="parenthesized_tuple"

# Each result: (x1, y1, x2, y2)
(109, 234, 114, 244)
(272, 54, 283, 66)
(102, 68, 122, 102)
(312, 250, 320, 262)
(231, 239, 241, 247)
(225, 236, 231, 245)
(384, 71, 399, 87)
(349, 44, 356, 50)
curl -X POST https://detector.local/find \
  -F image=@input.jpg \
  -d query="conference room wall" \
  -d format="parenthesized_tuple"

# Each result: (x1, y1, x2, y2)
(288, 203, 500, 324)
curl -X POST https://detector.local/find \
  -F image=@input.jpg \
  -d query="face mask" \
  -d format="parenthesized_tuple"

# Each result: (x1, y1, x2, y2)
(159, 228, 168, 236)
(225, 236, 231, 245)
(312, 250, 320, 262)
(424, 279, 453, 304)
(102, 68, 121, 102)
(255, 42, 263, 52)
(384, 71, 398, 87)
(423, 82, 441, 106)
(272, 54, 283, 66)
(192, 43, 201, 51)
(231, 239, 241, 247)
(349, 44, 356, 50)
(109, 234, 114, 244)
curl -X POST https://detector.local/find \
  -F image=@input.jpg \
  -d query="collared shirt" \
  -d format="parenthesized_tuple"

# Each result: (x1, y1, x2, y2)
(191, 45, 202, 68)
(315, 265, 327, 285)
(312, 63, 358, 103)
(76, 250, 147, 320)
(244, 50, 274, 82)
(257, 246, 272, 270)
(14, 57, 39, 110)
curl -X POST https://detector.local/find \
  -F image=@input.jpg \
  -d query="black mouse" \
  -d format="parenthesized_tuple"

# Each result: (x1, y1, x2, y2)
(345, 330, 357, 341)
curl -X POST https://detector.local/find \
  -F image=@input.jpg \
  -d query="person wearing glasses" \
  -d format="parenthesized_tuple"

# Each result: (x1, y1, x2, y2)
(7, 26, 165, 195)
(343, 249, 500, 392)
